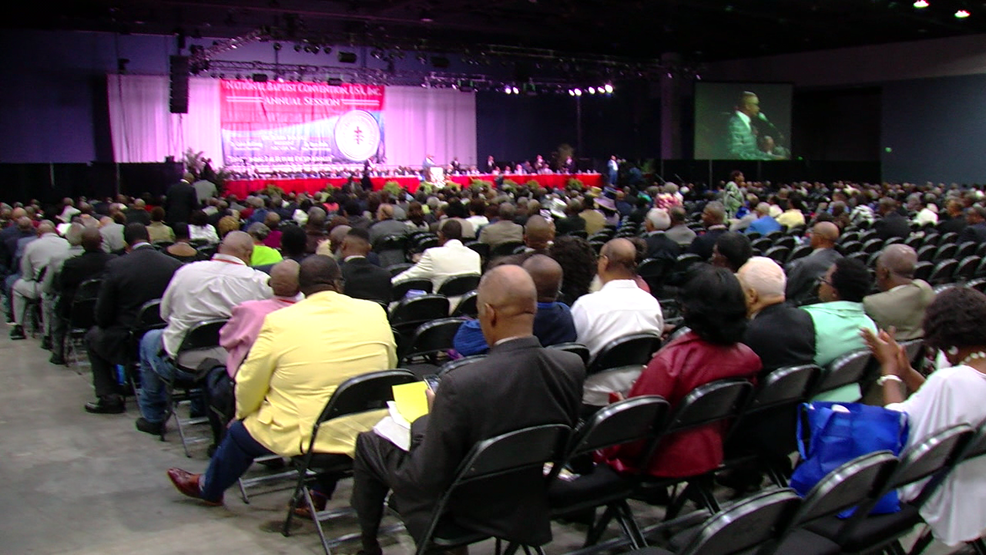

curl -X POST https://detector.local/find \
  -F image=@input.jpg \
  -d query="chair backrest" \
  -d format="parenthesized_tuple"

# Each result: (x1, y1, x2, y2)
(916, 244, 937, 262)
(374, 233, 407, 253)
(955, 255, 980, 281)
(752, 237, 774, 252)
(913, 260, 934, 281)
(547, 342, 590, 364)
(774, 236, 796, 250)
(417, 424, 570, 555)
(812, 349, 872, 396)
(956, 241, 978, 260)
(674, 253, 704, 272)
(75, 278, 103, 301)
(415, 235, 439, 251)
(787, 244, 813, 264)
(587, 331, 662, 375)
(133, 299, 165, 333)
(387, 262, 414, 277)
(490, 241, 525, 258)
(392, 278, 434, 300)
(437, 354, 487, 378)
(638, 258, 673, 291)
(743, 365, 819, 415)
(888, 423, 973, 494)
(667, 325, 692, 344)
(763, 246, 790, 264)
(390, 294, 449, 325)
(465, 241, 490, 261)
(562, 396, 670, 463)
(792, 451, 898, 526)
(69, 297, 98, 330)
(174, 318, 228, 372)
(861, 238, 883, 254)
(935, 243, 958, 260)
(679, 489, 802, 555)
(450, 289, 479, 318)
(928, 259, 958, 285)
(437, 274, 481, 297)
(401, 317, 468, 362)
(663, 379, 754, 434)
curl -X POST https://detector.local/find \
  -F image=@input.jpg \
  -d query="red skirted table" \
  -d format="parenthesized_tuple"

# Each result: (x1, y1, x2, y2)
(224, 173, 604, 198)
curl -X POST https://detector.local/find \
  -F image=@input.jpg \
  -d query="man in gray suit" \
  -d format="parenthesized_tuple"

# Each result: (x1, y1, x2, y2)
(863, 245, 935, 341)
(479, 202, 524, 251)
(10, 221, 69, 340)
(784, 221, 842, 306)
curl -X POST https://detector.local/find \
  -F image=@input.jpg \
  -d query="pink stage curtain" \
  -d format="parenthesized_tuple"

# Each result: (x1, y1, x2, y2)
(382, 86, 477, 168)
(107, 75, 222, 164)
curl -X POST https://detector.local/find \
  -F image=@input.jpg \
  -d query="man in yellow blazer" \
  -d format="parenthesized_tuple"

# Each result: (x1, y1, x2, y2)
(166, 255, 397, 505)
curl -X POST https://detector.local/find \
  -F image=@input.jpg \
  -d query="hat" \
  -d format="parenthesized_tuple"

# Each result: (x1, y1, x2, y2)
(595, 196, 616, 212)
(549, 198, 567, 219)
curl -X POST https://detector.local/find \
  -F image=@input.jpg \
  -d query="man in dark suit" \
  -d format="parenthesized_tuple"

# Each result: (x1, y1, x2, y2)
(125, 199, 152, 226)
(872, 197, 910, 241)
(351, 265, 585, 554)
(937, 199, 968, 236)
(959, 205, 986, 244)
(784, 221, 842, 306)
(50, 227, 116, 365)
(83, 224, 182, 414)
(641, 208, 681, 262)
(164, 173, 199, 225)
(688, 201, 728, 261)
(340, 227, 392, 305)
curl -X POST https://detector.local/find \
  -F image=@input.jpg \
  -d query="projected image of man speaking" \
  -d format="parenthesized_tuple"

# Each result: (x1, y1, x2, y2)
(727, 91, 789, 160)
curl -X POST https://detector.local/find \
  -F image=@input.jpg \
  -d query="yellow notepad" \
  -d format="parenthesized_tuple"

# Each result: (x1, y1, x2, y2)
(392, 381, 430, 423)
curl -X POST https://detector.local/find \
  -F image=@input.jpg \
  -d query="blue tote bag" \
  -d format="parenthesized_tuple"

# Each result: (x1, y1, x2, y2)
(789, 401, 909, 516)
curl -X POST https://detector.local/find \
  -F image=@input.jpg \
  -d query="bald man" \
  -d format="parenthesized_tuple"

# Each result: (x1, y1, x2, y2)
(136, 230, 272, 434)
(784, 221, 843, 306)
(351, 265, 585, 554)
(368, 203, 408, 246)
(688, 201, 729, 261)
(572, 238, 663, 406)
(863, 244, 935, 340)
(523, 214, 555, 253)
(10, 220, 69, 340)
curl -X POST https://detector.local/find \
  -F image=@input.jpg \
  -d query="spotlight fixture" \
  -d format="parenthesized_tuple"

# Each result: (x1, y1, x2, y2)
(604, 83, 614, 94)
(512, 86, 519, 94)
(574, 88, 582, 96)
(326, 77, 344, 86)
(294, 44, 302, 52)
(419, 10, 434, 22)
(273, 43, 282, 51)
(505, 85, 513, 94)
(588, 86, 596, 94)
(913, 0, 929, 7)
(568, 89, 575, 96)
(955, 9, 970, 17)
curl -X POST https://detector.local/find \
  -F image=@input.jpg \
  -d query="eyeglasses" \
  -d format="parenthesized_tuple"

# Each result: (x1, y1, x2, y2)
(818, 276, 833, 286)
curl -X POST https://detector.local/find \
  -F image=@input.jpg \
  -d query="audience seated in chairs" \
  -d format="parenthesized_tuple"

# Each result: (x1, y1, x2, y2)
(368, 203, 408, 246)
(50, 226, 115, 365)
(41, 222, 86, 358)
(572, 238, 663, 406)
(246, 222, 282, 267)
(548, 235, 597, 305)
(391, 220, 481, 296)
(597, 264, 760, 478)
(10, 220, 69, 341)
(136, 231, 271, 435)
(166, 255, 397, 507)
(350, 265, 585, 555)
(864, 244, 935, 341)
(802, 257, 877, 402)
(454, 254, 577, 356)
(711, 231, 753, 273)
(84, 223, 182, 414)
(279, 224, 309, 264)
(340, 227, 392, 305)
(164, 223, 202, 263)
(479, 202, 524, 250)
(147, 207, 174, 244)
(641, 208, 681, 263)
(687, 201, 728, 261)
(863, 286, 986, 548)
(304, 207, 328, 254)
(784, 221, 842, 306)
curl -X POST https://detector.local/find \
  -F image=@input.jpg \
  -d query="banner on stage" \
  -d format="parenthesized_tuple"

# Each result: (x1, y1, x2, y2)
(220, 80, 385, 170)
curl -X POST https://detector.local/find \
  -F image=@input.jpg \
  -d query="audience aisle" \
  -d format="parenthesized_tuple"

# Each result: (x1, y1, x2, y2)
(0, 329, 668, 554)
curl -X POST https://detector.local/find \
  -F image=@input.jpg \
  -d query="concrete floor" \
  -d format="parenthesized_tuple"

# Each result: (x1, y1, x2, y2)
(0, 328, 671, 555)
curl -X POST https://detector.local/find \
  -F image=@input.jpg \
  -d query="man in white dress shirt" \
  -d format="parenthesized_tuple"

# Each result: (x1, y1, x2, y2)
(391, 220, 480, 294)
(571, 238, 663, 406)
(135, 231, 272, 435)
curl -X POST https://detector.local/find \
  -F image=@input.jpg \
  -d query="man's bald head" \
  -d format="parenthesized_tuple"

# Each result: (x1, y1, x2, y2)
(37, 220, 56, 235)
(377, 204, 395, 221)
(599, 238, 638, 281)
(811, 221, 839, 248)
(522, 254, 563, 302)
(219, 231, 255, 264)
(878, 244, 918, 280)
(81, 226, 103, 252)
(298, 255, 342, 297)
(16, 217, 32, 232)
(524, 215, 554, 250)
(477, 264, 537, 345)
(64, 223, 85, 247)
(11, 207, 26, 220)
(269, 259, 301, 298)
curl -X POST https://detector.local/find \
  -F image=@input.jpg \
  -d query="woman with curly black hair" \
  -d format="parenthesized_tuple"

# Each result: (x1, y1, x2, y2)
(547, 235, 597, 305)
(863, 287, 986, 547)
(601, 265, 761, 478)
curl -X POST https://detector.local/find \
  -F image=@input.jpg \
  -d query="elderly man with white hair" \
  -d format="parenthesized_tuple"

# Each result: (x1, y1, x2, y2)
(641, 208, 680, 262)
(736, 256, 816, 377)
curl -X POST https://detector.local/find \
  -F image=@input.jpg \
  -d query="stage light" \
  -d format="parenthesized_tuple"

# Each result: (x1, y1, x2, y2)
(913, 0, 929, 7)
(574, 88, 582, 96)
(588, 86, 596, 94)
(512, 86, 519, 94)
(327, 77, 344, 86)
(273, 43, 282, 51)
(604, 83, 614, 93)
(568, 89, 575, 96)
(504, 85, 513, 94)
(955, 9, 970, 17)
(419, 10, 434, 22)
(431, 56, 450, 69)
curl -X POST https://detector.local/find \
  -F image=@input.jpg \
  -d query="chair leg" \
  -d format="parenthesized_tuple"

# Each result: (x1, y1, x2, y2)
(614, 500, 647, 549)
(282, 463, 309, 537)
(907, 528, 934, 555)
(502, 543, 521, 555)
(305, 484, 333, 555)
(584, 505, 616, 547)
(238, 478, 251, 504)
(969, 538, 986, 555)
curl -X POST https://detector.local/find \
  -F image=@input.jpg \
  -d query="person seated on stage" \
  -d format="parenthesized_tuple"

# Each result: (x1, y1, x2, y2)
(350, 265, 585, 555)
(188, 210, 220, 245)
(711, 232, 753, 273)
(164, 223, 202, 263)
(147, 207, 174, 244)
(571, 238, 663, 407)
(453, 254, 578, 356)
(479, 202, 524, 251)
(246, 223, 283, 267)
(863, 244, 935, 341)
(784, 221, 842, 306)
(392, 220, 481, 294)
(166, 255, 396, 507)
(340, 227, 392, 305)
(802, 257, 877, 402)
(136, 231, 272, 435)
(368, 203, 408, 246)
(862, 288, 986, 548)
(84, 224, 182, 414)
(304, 207, 328, 254)
(598, 265, 760, 479)
(9, 220, 69, 341)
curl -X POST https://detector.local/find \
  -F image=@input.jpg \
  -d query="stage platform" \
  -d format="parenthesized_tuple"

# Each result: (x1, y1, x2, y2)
(224, 173, 604, 197)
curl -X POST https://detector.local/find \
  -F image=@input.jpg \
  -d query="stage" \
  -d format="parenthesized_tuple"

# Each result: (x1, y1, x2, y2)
(224, 173, 604, 197)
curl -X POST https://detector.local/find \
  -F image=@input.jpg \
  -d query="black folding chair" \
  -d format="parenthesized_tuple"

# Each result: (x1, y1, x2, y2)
(638, 258, 674, 295)
(809, 349, 872, 399)
(450, 290, 479, 318)
(164, 318, 228, 457)
(465, 241, 490, 262)
(64, 278, 103, 368)
(547, 342, 591, 365)
(389, 294, 449, 344)
(490, 241, 525, 258)
(374, 234, 408, 267)
(387, 262, 414, 278)
(392, 278, 434, 301)
(281, 369, 418, 555)
(437, 274, 481, 297)
(413, 424, 571, 555)
(587, 332, 663, 376)
(764, 246, 791, 265)
(787, 244, 813, 264)
(400, 317, 468, 378)
(927, 258, 958, 286)
(548, 396, 671, 549)
(436, 354, 487, 378)
(954, 255, 980, 282)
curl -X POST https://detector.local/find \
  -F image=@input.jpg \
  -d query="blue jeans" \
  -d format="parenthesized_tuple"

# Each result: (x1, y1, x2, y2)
(138, 329, 198, 423)
(201, 420, 273, 502)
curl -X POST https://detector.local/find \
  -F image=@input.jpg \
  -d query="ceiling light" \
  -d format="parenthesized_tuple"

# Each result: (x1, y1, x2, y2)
(511, 86, 519, 94)
(913, 0, 929, 7)
(604, 83, 614, 93)
(573, 88, 582, 96)
(588, 86, 596, 94)
(505, 85, 513, 94)
(955, 9, 970, 17)
(419, 10, 434, 23)
(568, 89, 575, 96)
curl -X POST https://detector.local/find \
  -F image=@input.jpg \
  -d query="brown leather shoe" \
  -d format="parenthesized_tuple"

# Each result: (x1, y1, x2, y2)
(291, 489, 328, 518)
(166, 468, 223, 506)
